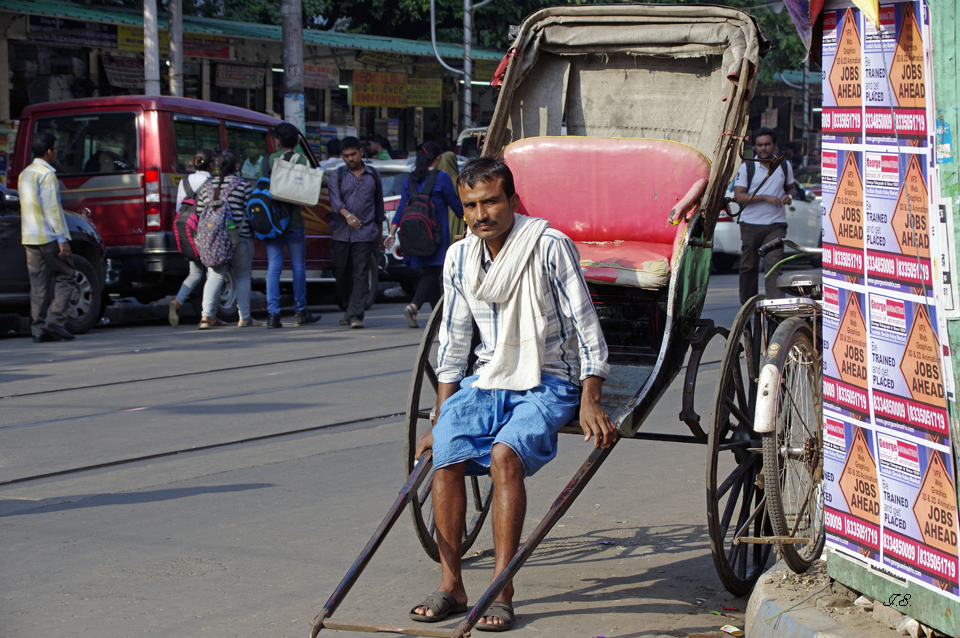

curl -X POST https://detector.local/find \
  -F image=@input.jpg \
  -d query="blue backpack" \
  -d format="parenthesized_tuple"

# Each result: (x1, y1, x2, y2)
(246, 152, 294, 240)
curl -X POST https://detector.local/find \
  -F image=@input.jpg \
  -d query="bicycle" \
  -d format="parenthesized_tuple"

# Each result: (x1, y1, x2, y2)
(753, 237, 825, 573)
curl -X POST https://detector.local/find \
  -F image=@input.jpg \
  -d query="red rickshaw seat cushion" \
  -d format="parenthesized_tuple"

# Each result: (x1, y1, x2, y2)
(503, 137, 711, 288)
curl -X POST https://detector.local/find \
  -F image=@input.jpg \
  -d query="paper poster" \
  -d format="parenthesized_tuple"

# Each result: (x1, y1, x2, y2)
(216, 64, 265, 89)
(407, 78, 442, 108)
(879, 433, 959, 595)
(304, 64, 340, 90)
(102, 57, 144, 89)
(866, 152, 933, 293)
(823, 149, 866, 282)
(824, 419, 882, 560)
(821, 0, 960, 605)
(824, 286, 870, 417)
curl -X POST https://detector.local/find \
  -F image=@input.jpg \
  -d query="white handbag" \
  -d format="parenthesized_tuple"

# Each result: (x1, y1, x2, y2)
(270, 152, 322, 206)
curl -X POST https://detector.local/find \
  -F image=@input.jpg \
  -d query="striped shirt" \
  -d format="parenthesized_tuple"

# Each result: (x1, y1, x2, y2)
(18, 158, 71, 245)
(437, 228, 610, 387)
(196, 175, 253, 239)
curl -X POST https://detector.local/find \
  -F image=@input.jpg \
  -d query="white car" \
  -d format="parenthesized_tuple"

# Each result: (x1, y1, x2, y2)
(712, 182, 822, 272)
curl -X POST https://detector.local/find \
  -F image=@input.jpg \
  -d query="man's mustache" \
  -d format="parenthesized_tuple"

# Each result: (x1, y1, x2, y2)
(472, 220, 496, 229)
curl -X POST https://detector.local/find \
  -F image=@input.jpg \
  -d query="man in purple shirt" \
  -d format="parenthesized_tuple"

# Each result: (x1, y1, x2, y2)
(327, 137, 384, 329)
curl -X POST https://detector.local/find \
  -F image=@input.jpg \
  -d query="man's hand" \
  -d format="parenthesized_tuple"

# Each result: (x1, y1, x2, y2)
(415, 382, 459, 461)
(58, 241, 71, 259)
(579, 376, 617, 448)
(415, 429, 434, 462)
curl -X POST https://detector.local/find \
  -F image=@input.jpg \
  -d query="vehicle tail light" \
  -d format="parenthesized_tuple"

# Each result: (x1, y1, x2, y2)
(145, 168, 161, 229)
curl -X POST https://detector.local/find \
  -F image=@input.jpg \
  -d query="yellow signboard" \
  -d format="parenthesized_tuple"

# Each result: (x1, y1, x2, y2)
(353, 71, 407, 108)
(407, 78, 442, 108)
(118, 25, 169, 55)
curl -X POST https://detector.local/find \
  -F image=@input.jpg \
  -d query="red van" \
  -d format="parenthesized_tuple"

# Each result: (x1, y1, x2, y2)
(11, 96, 335, 317)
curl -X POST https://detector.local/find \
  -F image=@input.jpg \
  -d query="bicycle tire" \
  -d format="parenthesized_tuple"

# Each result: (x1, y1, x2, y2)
(759, 317, 825, 573)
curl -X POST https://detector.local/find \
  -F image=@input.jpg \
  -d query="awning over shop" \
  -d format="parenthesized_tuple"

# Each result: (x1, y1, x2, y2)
(2, 0, 503, 61)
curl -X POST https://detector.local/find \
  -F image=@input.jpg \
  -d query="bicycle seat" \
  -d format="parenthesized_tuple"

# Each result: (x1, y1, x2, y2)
(777, 271, 822, 296)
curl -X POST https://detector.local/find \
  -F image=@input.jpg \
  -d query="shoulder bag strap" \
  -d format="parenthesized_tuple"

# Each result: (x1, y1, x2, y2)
(183, 175, 196, 199)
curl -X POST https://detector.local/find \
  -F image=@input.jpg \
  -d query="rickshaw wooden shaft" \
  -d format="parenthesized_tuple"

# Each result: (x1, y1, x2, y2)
(310, 452, 434, 638)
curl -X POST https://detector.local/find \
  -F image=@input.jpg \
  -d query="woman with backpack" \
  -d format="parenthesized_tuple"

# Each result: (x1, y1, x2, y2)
(169, 148, 214, 328)
(385, 141, 463, 329)
(194, 150, 256, 329)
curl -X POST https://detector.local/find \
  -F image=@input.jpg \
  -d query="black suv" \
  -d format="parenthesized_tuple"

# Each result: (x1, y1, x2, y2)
(0, 183, 107, 334)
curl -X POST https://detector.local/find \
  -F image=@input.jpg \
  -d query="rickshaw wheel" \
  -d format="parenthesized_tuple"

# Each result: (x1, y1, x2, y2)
(706, 295, 773, 596)
(404, 299, 493, 562)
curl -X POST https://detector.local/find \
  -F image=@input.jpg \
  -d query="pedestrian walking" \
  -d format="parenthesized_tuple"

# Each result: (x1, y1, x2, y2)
(733, 127, 799, 303)
(169, 148, 214, 328)
(260, 122, 320, 329)
(385, 142, 464, 329)
(328, 136, 385, 329)
(18, 131, 77, 343)
(194, 150, 255, 329)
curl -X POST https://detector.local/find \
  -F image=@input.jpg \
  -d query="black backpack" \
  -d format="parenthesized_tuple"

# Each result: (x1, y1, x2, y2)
(397, 170, 442, 258)
(174, 176, 208, 261)
(246, 152, 294, 240)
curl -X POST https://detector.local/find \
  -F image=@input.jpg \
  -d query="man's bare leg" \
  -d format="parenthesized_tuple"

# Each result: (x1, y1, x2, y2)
(480, 442, 526, 628)
(412, 461, 468, 618)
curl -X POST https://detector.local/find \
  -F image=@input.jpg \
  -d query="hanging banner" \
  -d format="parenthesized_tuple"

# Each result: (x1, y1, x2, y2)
(304, 64, 340, 90)
(821, 0, 960, 605)
(102, 56, 144, 89)
(352, 71, 407, 107)
(407, 78, 442, 108)
(216, 64, 265, 89)
(183, 34, 231, 59)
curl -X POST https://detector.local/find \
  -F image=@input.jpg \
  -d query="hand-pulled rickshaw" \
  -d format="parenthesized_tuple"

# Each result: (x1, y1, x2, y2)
(310, 6, 774, 636)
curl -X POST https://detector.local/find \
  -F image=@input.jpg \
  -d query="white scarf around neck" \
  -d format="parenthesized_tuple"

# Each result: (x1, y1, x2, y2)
(467, 213, 550, 391)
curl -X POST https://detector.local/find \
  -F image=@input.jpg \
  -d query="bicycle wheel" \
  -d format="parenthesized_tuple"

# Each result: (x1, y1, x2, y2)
(707, 295, 772, 596)
(404, 300, 493, 562)
(759, 317, 825, 573)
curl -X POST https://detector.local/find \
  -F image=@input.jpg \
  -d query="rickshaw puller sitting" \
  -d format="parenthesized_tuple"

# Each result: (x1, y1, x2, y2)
(411, 157, 618, 632)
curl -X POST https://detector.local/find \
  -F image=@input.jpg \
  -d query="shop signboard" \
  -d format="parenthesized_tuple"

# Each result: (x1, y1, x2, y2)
(216, 64, 265, 89)
(821, 0, 960, 604)
(407, 78, 442, 108)
(304, 65, 340, 90)
(352, 71, 407, 108)
(356, 51, 411, 68)
(29, 16, 118, 49)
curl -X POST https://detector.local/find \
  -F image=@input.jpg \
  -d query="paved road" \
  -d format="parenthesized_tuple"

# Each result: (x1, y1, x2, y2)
(0, 274, 755, 638)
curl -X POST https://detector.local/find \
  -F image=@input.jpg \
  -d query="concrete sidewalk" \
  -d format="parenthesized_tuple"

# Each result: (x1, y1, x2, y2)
(745, 560, 942, 638)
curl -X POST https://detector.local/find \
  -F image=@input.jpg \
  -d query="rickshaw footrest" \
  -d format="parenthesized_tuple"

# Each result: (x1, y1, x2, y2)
(320, 617, 467, 637)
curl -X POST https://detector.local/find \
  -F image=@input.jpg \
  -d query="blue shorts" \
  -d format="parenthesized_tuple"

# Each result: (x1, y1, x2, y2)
(432, 373, 580, 477)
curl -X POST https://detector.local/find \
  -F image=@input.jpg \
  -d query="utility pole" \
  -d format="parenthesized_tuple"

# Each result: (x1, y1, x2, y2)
(281, 0, 305, 131)
(168, 0, 183, 97)
(463, 0, 473, 128)
(143, 0, 161, 95)
(802, 57, 810, 167)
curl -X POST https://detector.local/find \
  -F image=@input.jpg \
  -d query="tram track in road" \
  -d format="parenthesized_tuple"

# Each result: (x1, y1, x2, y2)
(0, 356, 727, 489)
(0, 409, 407, 488)
(0, 341, 421, 401)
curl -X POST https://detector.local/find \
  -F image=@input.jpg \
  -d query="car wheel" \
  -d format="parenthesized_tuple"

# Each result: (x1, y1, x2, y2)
(215, 267, 240, 322)
(63, 255, 103, 335)
(712, 253, 739, 274)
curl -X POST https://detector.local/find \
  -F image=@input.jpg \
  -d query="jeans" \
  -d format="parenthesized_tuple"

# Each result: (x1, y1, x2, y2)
(199, 238, 255, 320)
(233, 237, 253, 320)
(411, 265, 443, 312)
(332, 239, 374, 323)
(739, 222, 788, 304)
(265, 227, 307, 315)
(25, 241, 76, 335)
(175, 260, 204, 305)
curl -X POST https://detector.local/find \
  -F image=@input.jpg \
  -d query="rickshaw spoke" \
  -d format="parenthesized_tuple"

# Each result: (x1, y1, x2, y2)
(424, 364, 439, 393)
(736, 474, 757, 578)
(719, 472, 747, 538)
(732, 357, 750, 417)
(426, 508, 436, 537)
(470, 477, 483, 512)
(723, 396, 752, 429)
(717, 456, 753, 500)
(418, 472, 435, 506)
